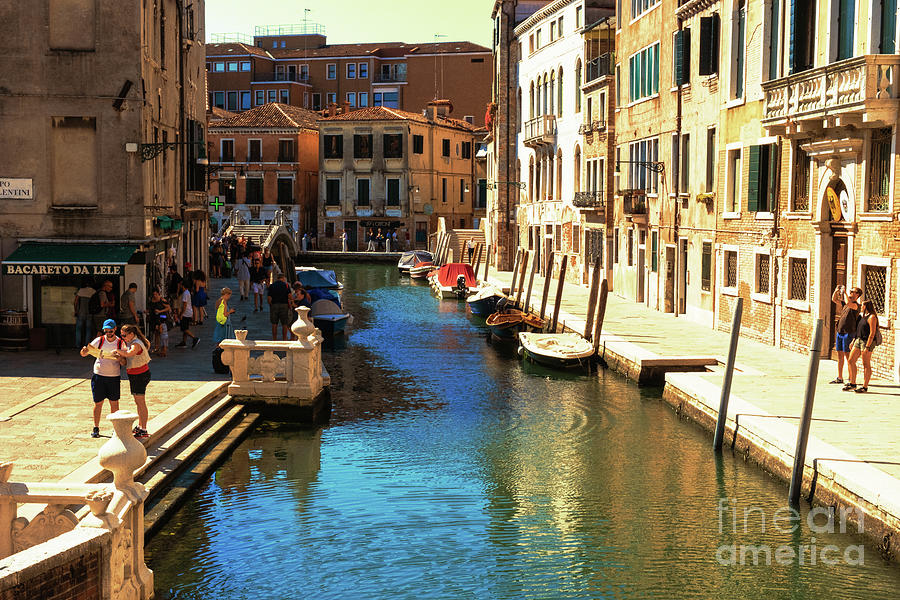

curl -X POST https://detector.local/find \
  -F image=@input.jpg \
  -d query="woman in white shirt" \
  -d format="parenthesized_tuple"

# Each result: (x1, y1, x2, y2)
(115, 324, 152, 439)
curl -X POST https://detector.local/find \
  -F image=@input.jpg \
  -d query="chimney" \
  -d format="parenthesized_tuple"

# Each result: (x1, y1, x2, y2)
(341, 101, 351, 115)
(425, 99, 453, 121)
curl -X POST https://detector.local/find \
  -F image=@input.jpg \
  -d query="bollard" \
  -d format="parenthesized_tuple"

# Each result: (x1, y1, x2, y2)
(515, 250, 528, 307)
(483, 244, 491, 282)
(539, 252, 554, 320)
(584, 256, 603, 340)
(788, 318, 824, 506)
(713, 297, 743, 452)
(509, 248, 522, 298)
(550, 255, 568, 332)
(524, 250, 539, 314)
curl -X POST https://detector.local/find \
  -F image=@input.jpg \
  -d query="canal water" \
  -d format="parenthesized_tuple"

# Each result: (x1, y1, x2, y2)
(147, 264, 900, 599)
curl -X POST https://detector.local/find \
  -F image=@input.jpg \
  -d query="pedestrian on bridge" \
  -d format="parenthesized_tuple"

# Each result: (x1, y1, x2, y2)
(115, 324, 152, 440)
(236, 255, 251, 301)
(80, 319, 126, 438)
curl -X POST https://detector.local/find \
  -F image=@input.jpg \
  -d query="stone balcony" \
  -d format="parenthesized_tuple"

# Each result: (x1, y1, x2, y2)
(761, 55, 900, 137)
(523, 115, 556, 148)
(573, 191, 606, 211)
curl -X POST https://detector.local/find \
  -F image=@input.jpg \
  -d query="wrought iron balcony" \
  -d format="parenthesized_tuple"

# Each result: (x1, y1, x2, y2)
(585, 53, 613, 83)
(523, 115, 557, 147)
(761, 55, 900, 136)
(622, 190, 647, 215)
(573, 191, 606, 210)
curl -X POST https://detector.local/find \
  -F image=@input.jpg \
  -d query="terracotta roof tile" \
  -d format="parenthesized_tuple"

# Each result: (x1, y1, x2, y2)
(320, 105, 479, 133)
(269, 40, 490, 59)
(208, 106, 238, 121)
(212, 103, 322, 130)
(206, 42, 273, 58)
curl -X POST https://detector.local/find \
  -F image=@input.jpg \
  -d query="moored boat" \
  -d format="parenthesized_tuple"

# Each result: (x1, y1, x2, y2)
(409, 261, 434, 279)
(517, 332, 595, 369)
(466, 285, 504, 316)
(294, 267, 343, 305)
(485, 309, 525, 341)
(309, 298, 351, 336)
(429, 262, 478, 299)
(397, 250, 434, 274)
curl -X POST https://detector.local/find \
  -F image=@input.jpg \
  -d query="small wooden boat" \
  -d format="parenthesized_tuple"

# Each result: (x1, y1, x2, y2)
(522, 314, 545, 332)
(485, 309, 526, 341)
(466, 285, 504, 317)
(309, 298, 351, 336)
(518, 332, 595, 369)
(409, 261, 434, 279)
(397, 250, 434, 274)
(429, 262, 479, 299)
(295, 267, 343, 304)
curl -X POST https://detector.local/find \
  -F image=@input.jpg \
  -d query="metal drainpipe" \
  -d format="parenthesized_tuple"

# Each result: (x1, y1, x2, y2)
(673, 15, 683, 318)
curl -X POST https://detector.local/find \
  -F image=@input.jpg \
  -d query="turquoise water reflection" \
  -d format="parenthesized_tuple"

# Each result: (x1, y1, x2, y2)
(147, 265, 900, 599)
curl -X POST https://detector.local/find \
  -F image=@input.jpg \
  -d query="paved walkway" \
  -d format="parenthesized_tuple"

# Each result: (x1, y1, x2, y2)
(486, 268, 900, 483)
(0, 278, 281, 484)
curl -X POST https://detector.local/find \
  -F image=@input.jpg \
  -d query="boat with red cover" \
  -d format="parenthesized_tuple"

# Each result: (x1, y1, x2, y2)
(428, 262, 478, 299)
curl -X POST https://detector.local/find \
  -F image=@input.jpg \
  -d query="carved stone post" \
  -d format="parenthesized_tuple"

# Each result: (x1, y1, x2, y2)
(0, 462, 15, 559)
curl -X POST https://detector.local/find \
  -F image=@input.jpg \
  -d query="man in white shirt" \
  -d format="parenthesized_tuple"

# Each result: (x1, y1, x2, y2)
(174, 281, 200, 349)
(79, 319, 125, 438)
(236, 255, 251, 300)
(341, 230, 348, 253)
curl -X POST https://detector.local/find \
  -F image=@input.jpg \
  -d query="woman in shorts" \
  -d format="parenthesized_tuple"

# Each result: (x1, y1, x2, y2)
(115, 324, 152, 439)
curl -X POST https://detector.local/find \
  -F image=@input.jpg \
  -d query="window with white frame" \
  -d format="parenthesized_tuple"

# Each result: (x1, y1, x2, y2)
(359, 63, 368, 78)
(755, 251, 771, 297)
(347, 63, 356, 79)
(724, 248, 738, 291)
(240, 61, 251, 72)
(327, 63, 336, 79)
(327, 92, 337, 104)
(359, 92, 369, 107)
(213, 62, 224, 72)
(629, 42, 660, 103)
(706, 127, 716, 193)
(346, 92, 356, 107)
(631, 0, 659, 20)
(731, 0, 746, 99)
(255, 90, 264, 106)
(267, 90, 277, 103)
(726, 146, 742, 213)
(279, 89, 289, 104)
(300, 64, 309, 80)
(227, 62, 238, 72)
(628, 138, 659, 193)
(788, 254, 809, 302)
(867, 127, 893, 212)
(701, 241, 712, 291)
(860, 261, 889, 317)
(627, 229, 634, 266)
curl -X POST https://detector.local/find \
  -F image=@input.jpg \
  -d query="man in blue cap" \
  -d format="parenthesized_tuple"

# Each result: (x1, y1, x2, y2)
(79, 319, 126, 438)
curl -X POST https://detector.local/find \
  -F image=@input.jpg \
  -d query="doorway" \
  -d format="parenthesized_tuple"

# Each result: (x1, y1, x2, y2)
(829, 234, 849, 359)
(344, 220, 358, 251)
(637, 229, 646, 303)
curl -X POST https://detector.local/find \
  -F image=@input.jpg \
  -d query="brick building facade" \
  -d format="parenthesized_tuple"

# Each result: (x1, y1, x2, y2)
(206, 24, 492, 125)
(206, 103, 321, 236)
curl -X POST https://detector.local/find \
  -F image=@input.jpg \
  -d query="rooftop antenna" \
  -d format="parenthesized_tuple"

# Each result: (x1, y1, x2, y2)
(434, 33, 447, 100)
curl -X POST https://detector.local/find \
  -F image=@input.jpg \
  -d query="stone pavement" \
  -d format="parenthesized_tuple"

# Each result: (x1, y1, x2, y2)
(486, 269, 900, 483)
(0, 277, 282, 484)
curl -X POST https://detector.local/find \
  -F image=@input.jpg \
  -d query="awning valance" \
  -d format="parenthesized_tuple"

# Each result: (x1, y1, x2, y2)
(2, 243, 138, 276)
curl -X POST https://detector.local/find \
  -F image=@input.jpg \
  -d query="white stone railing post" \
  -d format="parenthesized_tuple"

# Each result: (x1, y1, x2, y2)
(221, 306, 327, 403)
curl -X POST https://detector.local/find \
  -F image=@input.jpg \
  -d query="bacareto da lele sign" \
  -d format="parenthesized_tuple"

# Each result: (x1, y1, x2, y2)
(3, 264, 124, 276)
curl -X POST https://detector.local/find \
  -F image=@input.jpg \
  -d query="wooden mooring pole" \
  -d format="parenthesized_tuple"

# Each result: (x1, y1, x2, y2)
(473, 243, 484, 281)
(523, 250, 539, 314)
(483, 244, 491, 283)
(508, 248, 522, 298)
(539, 252, 554, 320)
(550, 255, 568, 333)
(713, 297, 743, 452)
(788, 319, 824, 506)
(583, 256, 603, 340)
(515, 250, 528, 307)
(592, 279, 609, 355)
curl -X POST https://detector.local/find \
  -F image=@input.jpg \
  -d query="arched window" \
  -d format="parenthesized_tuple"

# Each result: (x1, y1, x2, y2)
(529, 155, 535, 202)
(549, 70, 556, 115)
(543, 75, 549, 115)
(529, 81, 535, 120)
(574, 145, 582, 192)
(535, 151, 542, 199)
(575, 60, 582, 113)
(558, 67, 563, 117)
(517, 88, 522, 132)
(556, 148, 563, 200)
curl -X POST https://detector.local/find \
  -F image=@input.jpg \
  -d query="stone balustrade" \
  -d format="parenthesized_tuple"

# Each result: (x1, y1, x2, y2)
(220, 306, 329, 404)
(762, 55, 900, 135)
(0, 411, 153, 600)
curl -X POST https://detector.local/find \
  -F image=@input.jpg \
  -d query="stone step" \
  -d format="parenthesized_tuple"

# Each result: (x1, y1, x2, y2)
(143, 411, 260, 538)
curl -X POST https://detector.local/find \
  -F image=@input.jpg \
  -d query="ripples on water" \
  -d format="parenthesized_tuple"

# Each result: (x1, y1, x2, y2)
(148, 265, 900, 599)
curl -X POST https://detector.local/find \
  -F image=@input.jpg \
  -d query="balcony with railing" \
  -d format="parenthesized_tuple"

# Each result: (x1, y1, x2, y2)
(585, 53, 613, 83)
(622, 190, 647, 215)
(523, 115, 557, 147)
(253, 72, 311, 84)
(573, 191, 606, 210)
(374, 72, 408, 83)
(761, 55, 900, 136)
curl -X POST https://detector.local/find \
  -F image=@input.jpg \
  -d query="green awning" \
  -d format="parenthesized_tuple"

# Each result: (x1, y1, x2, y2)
(2, 243, 138, 277)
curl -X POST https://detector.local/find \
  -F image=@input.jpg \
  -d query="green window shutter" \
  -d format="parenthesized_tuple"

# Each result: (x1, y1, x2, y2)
(766, 143, 780, 213)
(675, 28, 691, 86)
(747, 145, 761, 212)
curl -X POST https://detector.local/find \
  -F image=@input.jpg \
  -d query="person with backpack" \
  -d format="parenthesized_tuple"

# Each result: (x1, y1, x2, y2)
(114, 324, 152, 439)
(79, 318, 126, 438)
(91, 280, 116, 336)
(73, 280, 95, 348)
(844, 300, 881, 394)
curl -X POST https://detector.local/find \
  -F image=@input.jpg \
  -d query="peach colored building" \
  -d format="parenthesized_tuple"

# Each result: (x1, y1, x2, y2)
(207, 103, 320, 235)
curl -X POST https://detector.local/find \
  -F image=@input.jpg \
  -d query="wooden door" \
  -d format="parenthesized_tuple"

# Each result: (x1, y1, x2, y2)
(829, 235, 849, 359)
